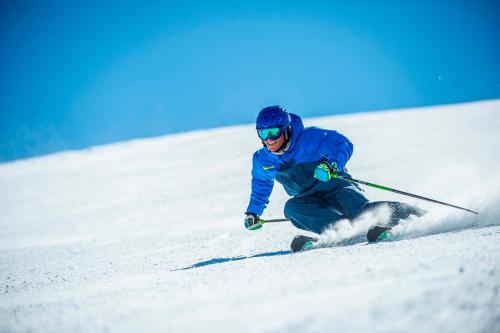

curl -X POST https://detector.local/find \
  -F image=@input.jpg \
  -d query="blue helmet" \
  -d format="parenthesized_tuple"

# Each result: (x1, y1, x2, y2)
(256, 105, 290, 130)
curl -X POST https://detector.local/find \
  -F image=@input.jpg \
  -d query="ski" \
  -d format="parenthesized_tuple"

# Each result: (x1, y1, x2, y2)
(291, 226, 393, 252)
(290, 235, 319, 252)
(367, 226, 392, 243)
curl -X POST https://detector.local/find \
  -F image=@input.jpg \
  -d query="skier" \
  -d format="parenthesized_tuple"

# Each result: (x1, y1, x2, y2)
(244, 105, 424, 249)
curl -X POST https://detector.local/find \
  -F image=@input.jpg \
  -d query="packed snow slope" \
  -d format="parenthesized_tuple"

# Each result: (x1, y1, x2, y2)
(1, 100, 500, 333)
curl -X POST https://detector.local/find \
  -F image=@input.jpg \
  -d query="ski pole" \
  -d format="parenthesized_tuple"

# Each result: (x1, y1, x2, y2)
(260, 218, 290, 223)
(336, 175, 478, 214)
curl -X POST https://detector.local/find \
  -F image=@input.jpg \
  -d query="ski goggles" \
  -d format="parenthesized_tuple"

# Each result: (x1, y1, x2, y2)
(257, 127, 283, 140)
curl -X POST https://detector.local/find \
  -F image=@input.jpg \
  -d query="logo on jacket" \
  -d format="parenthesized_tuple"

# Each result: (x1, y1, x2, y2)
(262, 165, 275, 170)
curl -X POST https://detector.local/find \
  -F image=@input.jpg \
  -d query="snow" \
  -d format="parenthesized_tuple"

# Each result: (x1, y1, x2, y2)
(1, 100, 500, 333)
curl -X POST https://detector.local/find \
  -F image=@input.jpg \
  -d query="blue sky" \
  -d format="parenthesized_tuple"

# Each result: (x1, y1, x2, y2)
(1, 1, 499, 162)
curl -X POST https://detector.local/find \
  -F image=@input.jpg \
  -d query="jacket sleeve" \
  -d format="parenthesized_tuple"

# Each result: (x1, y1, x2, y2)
(246, 151, 275, 216)
(305, 128, 354, 170)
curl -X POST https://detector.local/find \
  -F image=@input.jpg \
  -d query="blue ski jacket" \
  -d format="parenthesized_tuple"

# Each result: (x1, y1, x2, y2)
(246, 113, 354, 216)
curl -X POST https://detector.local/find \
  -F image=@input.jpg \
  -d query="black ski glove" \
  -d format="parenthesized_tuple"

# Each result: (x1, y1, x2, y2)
(244, 212, 262, 230)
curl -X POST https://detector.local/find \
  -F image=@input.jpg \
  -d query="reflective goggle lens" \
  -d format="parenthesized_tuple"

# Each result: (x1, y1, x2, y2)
(258, 127, 282, 140)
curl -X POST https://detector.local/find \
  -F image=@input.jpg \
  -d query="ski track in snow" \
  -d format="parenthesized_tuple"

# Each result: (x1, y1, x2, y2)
(1, 100, 500, 333)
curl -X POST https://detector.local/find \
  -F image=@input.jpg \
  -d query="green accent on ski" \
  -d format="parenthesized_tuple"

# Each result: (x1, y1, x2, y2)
(377, 230, 391, 241)
(302, 241, 315, 251)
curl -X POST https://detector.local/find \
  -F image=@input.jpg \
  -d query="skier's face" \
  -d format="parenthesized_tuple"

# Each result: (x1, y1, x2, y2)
(264, 133, 285, 152)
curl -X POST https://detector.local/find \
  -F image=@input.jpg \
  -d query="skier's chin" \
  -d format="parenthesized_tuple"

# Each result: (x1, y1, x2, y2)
(264, 134, 285, 152)
(266, 142, 281, 152)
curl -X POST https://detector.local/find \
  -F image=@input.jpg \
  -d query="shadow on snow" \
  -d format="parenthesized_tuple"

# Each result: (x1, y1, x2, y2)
(172, 250, 291, 271)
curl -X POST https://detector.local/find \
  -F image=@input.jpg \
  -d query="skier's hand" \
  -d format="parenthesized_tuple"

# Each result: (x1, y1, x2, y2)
(314, 161, 338, 182)
(244, 212, 263, 230)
